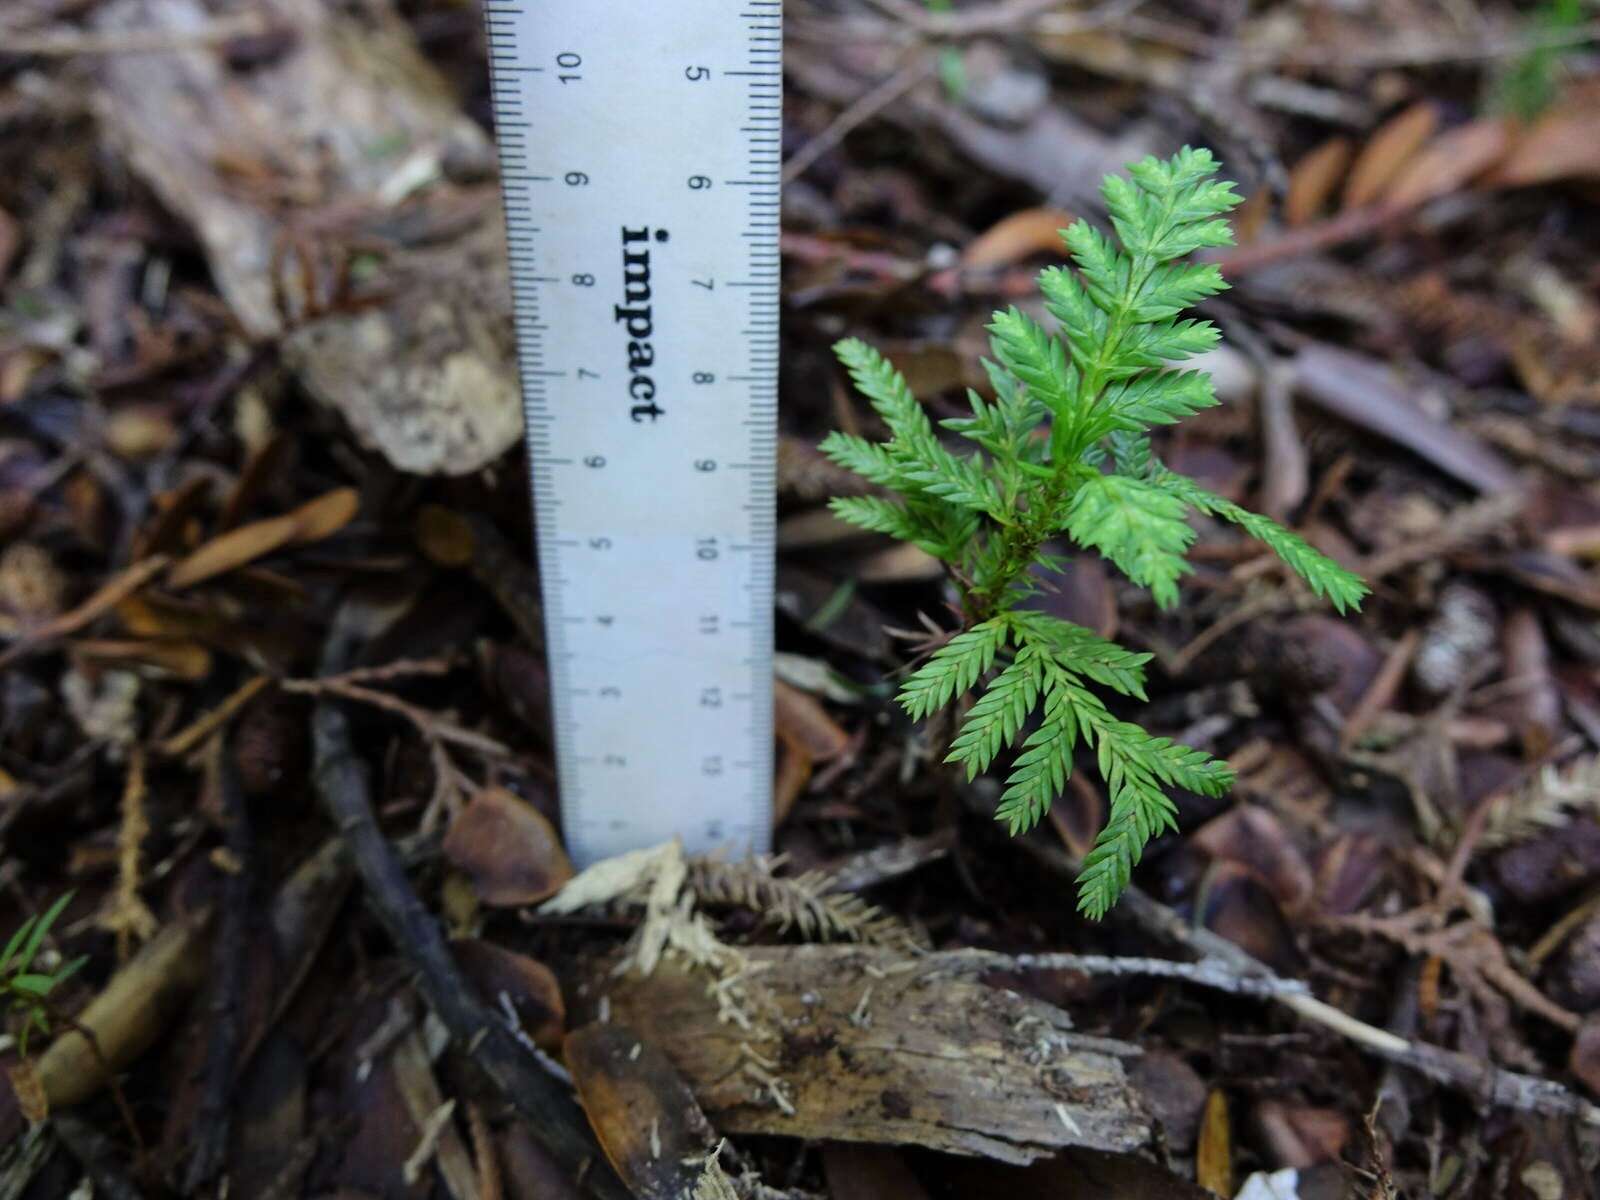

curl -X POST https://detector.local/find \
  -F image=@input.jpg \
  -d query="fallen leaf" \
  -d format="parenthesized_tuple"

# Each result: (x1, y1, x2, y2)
(72, 638, 213, 681)
(1285, 137, 1352, 227)
(1191, 807, 1313, 915)
(1488, 100, 1600, 188)
(1568, 1013, 1600, 1095)
(0, 205, 18, 284)
(774, 678, 851, 762)
(564, 1023, 718, 1200)
(451, 938, 565, 1049)
(1196, 1090, 1233, 1197)
(1384, 118, 1511, 209)
(217, 432, 292, 531)
(443, 787, 574, 906)
(1128, 1051, 1207, 1150)
(167, 513, 300, 590)
(1343, 102, 1439, 208)
(6, 1060, 46, 1124)
(1254, 1099, 1349, 1167)
(961, 207, 1075, 269)
(288, 486, 359, 543)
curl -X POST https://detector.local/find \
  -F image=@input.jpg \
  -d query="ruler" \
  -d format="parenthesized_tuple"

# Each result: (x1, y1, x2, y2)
(481, 1, 778, 866)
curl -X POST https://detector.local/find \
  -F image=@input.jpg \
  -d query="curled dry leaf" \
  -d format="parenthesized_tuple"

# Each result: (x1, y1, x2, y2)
(1190, 806, 1313, 915)
(450, 937, 565, 1049)
(564, 1023, 718, 1200)
(442, 787, 574, 906)
(1343, 101, 1439, 209)
(6, 1060, 47, 1124)
(960, 207, 1076, 270)
(1285, 137, 1353, 227)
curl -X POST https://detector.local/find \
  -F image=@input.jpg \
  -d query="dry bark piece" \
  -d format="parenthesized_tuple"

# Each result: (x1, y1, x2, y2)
(93, 0, 521, 476)
(443, 787, 575, 907)
(451, 938, 565, 1049)
(565, 1023, 719, 1200)
(592, 944, 1149, 1163)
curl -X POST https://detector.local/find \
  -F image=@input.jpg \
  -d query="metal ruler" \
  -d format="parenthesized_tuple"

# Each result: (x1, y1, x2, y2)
(481, 1, 778, 866)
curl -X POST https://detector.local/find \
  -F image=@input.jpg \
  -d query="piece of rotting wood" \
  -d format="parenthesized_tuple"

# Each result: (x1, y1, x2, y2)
(92, 0, 521, 476)
(589, 945, 1150, 1164)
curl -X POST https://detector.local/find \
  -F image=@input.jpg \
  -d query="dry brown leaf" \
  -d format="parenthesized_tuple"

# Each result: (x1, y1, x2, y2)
(564, 1023, 718, 1200)
(1196, 1090, 1233, 1197)
(443, 787, 575, 907)
(773, 729, 813, 828)
(1488, 102, 1600, 188)
(961, 207, 1075, 269)
(451, 938, 566, 1049)
(774, 678, 850, 762)
(167, 513, 300, 590)
(1344, 101, 1439, 208)
(72, 638, 213, 681)
(1285, 137, 1353, 227)
(1384, 118, 1511, 210)
(288, 486, 360, 543)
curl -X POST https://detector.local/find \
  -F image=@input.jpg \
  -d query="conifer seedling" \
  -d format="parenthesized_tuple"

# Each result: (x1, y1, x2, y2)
(822, 148, 1368, 918)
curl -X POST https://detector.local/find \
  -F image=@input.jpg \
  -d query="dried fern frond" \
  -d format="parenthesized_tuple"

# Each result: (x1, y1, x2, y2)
(1483, 756, 1600, 849)
(689, 856, 925, 952)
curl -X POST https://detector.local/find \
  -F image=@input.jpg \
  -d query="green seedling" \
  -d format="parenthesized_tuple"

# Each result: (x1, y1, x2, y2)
(2, 892, 85, 1056)
(822, 147, 1368, 918)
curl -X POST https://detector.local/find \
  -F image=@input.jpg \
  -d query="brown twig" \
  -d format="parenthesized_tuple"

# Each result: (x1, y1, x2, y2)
(0, 555, 168, 670)
(310, 608, 628, 1200)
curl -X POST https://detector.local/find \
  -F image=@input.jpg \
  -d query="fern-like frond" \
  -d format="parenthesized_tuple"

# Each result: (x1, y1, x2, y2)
(1062, 472, 1195, 609)
(1156, 472, 1369, 613)
(897, 619, 1008, 721)
(1006, 610, 1150, 699)
(994, 671, 1083, 834)
(946, 646, 1043, 779)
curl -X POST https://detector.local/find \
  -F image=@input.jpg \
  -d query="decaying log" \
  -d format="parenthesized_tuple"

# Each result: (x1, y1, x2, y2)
(92, 0, 521, 476)
(590, 945, 1151, 1164)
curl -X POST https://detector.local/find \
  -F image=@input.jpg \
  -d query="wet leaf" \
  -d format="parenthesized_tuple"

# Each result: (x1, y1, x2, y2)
(1191, 807, 1313, 915)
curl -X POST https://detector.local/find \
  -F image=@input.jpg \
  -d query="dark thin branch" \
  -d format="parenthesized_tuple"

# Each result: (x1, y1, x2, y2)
(311, 606, 628, 1200)
(181, 735, 254, 1192)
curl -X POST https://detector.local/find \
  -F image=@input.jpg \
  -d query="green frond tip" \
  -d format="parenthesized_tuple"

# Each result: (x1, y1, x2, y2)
(897, 619, 1008, 722)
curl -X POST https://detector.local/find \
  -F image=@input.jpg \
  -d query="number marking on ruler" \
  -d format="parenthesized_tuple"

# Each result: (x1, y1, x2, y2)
(482, 2, 779, 865)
